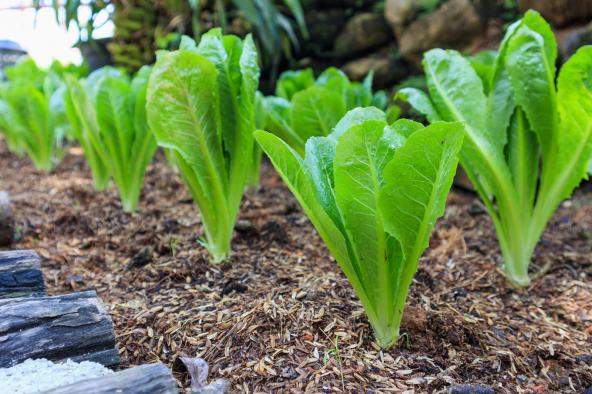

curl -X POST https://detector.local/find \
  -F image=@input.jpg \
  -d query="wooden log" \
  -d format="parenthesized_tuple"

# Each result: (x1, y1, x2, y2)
(41, 363, 178, 394)
(0, 191, 14, 246)
(0, 249, 45, 298)
(0, 290, 120, 368)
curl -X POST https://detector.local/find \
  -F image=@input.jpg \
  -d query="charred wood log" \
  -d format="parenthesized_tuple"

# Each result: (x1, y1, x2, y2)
(41, 363, 178, 394)
(0, 249, 45, 298)
(0, 290, 119, 368)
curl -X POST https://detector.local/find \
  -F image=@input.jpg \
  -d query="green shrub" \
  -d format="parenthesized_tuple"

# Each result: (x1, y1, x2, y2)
(399, 11, 592, 286)
(256, 107, 464, 348)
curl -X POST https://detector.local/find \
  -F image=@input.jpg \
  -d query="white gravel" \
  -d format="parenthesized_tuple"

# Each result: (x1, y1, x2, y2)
(0, 358, 113, 394)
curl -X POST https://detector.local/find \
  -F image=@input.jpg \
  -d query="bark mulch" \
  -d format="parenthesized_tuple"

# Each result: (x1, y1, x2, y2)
(1, 142, 591, 393)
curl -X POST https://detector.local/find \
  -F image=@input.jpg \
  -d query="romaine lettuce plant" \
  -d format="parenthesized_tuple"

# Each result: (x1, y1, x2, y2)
(64, 66, 157, 212)
(0, 81, 27, 157)
(256, 107, 464, 348)
(398, 11, 592, 286)
(97, 66, 157, 212)
(146, 30, 259, 263)
(63, 72, 111, 191)
(259, 68, 393, 156)
(0, 60, 69, 171)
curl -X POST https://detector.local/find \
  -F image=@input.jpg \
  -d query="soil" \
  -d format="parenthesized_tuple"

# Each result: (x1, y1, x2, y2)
(1, 141, 591, 393)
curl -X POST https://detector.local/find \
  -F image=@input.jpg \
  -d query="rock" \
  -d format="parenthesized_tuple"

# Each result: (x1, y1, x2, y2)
(517, 0, 592, 27)
(234, 219, 255, 233)
(397, 0, 482, 65)
(342, 47, 409, 88)
(452, 287, 469, 299)
(334, 13, 393, 58)
(575, 354, 592, 364)
(126, 246, 153, 270)
(557, 22, 592, 61)
(221, 278, 248, 295)
(280, 366, 298, 379)
(0, 191, 14, 246)
(384, 0, 422, 37)
(450, 385, 495, 394)
(159, 218, 180, 233)
(303, 8, 348, 55)
(301, 0, 378, 8)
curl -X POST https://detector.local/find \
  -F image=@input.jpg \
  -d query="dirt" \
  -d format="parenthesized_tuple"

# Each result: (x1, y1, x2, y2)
(1, 141, 591, 393)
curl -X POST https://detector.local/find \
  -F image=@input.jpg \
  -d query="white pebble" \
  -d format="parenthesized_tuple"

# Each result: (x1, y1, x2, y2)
(0, 358, 113, 394)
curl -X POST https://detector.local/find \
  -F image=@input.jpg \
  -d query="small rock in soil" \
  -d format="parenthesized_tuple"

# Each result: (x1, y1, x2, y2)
(234, 219, 255, 233)
(450, 385, 495, 394)
(160, 218, 180, 233)
(221, 279, 248, 296)
(452, 287, 468, 299)
(575, 354, 592, 364)
(126, 246, 153, 270)
(280, 366, 298, 380)
(491, 326, 506, 340)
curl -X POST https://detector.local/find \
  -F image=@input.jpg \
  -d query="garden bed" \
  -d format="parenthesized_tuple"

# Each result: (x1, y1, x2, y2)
(1, 141, 591, 393)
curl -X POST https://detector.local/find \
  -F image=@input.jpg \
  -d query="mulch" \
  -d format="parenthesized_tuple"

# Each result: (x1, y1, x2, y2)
(1, 141, 591, 393)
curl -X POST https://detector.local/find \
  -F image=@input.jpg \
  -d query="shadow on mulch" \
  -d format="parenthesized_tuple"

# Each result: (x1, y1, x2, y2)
(1, 141, 591, 393)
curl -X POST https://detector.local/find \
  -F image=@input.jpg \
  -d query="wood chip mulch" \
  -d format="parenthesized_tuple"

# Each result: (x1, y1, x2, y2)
(1, 142, 591, 393)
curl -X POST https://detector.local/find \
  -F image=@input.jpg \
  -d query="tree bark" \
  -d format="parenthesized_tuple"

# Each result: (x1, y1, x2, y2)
(0, 249, 45, 298)
(41, 363, 178, 394)
(0, 290, 120, 368)
(0, 191, 14, 246)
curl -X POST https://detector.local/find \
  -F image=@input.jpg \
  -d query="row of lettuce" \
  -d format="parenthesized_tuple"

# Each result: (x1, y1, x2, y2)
(1, 11, 591, 350)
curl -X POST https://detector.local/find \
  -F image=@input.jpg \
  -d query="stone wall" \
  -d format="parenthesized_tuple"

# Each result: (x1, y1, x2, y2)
(293, 0, 592, 89)
(296, 0, 407, 88)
